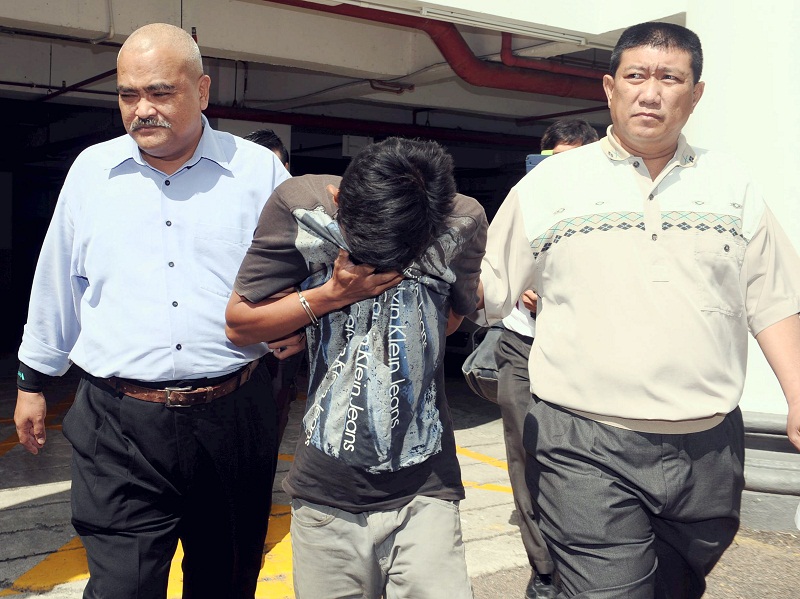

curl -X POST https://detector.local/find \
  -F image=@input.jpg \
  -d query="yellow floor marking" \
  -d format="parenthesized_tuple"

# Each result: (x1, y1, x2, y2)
(462, 480, 514, 494)
(3, 438, 512, 595)
(456, 446, 513, 493)
(2, 537, 87, 594)
(166, 505, 295, 598)
(456, 445, 508, 471)
(0, 437, 19, 456)
(4, 505, 296, 598)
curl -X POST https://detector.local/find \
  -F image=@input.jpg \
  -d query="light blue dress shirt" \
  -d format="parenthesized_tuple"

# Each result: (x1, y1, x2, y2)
(19, 116, 290, 381)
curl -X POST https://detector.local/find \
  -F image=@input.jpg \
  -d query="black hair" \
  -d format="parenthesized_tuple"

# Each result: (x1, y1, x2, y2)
(245, 128, 290, 167)
(540, 119, 599, 152)
(610, 22, 703, 84)
(336, 137, 456, 272)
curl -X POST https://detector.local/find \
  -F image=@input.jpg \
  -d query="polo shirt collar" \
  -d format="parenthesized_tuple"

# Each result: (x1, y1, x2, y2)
(600, 125, 698, 168)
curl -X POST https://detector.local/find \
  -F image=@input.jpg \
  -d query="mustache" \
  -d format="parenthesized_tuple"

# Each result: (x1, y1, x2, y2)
(130, 117, 172, 132)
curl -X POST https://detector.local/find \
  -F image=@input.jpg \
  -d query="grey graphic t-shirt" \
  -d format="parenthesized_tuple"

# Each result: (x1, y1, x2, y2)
(235, 175, 487, 511)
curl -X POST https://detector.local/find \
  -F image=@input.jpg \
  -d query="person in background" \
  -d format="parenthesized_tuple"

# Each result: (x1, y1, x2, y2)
(244, 128, 304, 452)
(13, 23, 297, 599)
(496, 118, 598, 599)
(479, 21, 800, 598)
(246, 127, 290, 171)
(539, 119, 599, 156)
(225, 136, 487, 599)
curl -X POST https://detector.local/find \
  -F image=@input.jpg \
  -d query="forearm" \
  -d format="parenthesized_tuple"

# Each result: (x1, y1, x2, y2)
(755, 314, 800, 450)
(226, 283, 350, 347)
(756, 315, 800, 404)
(227, 249, 405, 347)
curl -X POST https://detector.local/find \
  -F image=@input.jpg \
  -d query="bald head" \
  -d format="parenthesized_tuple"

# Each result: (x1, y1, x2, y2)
(119, 23, 204, 79)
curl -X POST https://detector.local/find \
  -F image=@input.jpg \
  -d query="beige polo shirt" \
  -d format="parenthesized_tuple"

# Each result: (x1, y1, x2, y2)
(480, 127, 800, 433)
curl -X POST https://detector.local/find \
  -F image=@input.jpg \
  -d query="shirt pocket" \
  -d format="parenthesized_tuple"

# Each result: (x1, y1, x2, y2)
(193, 223, 253, 297)
(694, 235, 745, 317)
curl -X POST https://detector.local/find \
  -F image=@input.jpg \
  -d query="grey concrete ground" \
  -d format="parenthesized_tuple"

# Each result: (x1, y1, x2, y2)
(1, 357, 799, 598)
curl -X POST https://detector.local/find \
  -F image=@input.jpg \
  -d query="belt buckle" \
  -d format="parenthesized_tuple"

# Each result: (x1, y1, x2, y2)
(164, 386, 194, 408)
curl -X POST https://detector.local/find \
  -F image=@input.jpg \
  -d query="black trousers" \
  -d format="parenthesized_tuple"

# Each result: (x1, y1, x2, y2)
(494, 327, 554, 575)
(526, 398, 745, 599)
(63, 363, 277, 599)
(264, 351, 304, 451)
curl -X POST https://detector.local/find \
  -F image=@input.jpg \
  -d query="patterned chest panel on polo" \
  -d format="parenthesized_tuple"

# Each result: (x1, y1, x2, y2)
(531, 211, 743, 259)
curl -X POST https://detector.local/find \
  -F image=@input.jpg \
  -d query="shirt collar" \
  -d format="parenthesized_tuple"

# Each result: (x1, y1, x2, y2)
(109, 114, 233, 174)
(599, 125, 698, 168)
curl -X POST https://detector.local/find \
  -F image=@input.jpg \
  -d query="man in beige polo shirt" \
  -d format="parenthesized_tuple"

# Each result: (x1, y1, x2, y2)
(479, 21, 800, 599)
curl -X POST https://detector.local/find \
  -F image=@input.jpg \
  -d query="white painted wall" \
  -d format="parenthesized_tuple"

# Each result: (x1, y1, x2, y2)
(685, 0, 800, 417)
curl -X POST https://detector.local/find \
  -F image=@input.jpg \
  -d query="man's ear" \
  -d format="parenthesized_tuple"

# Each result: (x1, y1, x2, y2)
(602, 74, 615, 107)
(326, 184, 339, 207)
(691, 80, 705, 111)
(198, 74, 211, 110)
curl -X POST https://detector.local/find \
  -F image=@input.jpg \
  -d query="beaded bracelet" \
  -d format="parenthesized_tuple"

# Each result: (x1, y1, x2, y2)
(296, 288, 320, 327)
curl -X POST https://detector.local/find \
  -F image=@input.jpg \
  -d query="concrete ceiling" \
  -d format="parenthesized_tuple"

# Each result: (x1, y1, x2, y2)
(0, 1, 687, 168)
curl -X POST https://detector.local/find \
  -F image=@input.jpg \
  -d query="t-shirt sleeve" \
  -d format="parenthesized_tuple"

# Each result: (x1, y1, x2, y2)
(474, 186, 540, 326)
(744, 206, 800, 335)
(234, 185, 310, 303)
(448, 196, 488, 317)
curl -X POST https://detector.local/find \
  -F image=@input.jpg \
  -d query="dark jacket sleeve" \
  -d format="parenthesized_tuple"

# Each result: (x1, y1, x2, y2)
(448, 195, 488, 316)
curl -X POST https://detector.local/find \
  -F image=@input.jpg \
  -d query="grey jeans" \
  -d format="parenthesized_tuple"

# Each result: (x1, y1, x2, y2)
(290, 495, 473, 599)
(525, 398, 745, 599)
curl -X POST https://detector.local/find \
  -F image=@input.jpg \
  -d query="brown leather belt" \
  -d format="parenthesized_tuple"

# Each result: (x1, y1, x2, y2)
(98, 359, 261, 408)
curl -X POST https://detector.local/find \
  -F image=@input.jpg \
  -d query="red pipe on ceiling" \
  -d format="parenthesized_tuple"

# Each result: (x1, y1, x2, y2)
(265, 0, 607, 102)
(499, 33, 605, 80)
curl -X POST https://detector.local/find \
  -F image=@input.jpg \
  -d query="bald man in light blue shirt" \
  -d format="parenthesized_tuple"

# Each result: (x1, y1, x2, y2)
(14, 23, 294, 599)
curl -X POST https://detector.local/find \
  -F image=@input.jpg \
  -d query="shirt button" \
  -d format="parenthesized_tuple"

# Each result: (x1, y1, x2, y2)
(651, 233, 658, 241)
(165, 180, 171, 186)
(168, 261, 174, 267)
(633, 161, 640, 168)
(172, 301, 178, 307)
(648, 194, 654, 201)
(724, 244, 730, 252)
(176, 344, 182, 350)
(166, 220, 172, 226)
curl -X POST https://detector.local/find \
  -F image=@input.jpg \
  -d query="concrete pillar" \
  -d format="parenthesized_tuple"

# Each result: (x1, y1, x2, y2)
(685, 1, 800, 415)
